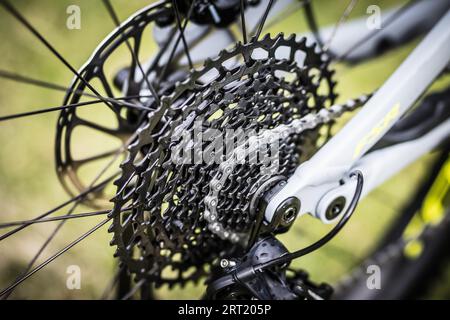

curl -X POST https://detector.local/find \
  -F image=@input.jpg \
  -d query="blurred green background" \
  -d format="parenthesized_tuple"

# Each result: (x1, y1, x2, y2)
(0, 0, 449, 299)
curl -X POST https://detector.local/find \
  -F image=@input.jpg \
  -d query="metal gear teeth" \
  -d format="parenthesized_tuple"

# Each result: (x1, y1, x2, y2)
(109, 32, 340, 288)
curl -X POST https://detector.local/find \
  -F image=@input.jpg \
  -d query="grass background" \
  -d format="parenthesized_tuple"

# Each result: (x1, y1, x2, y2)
(0, 0, 449, 299)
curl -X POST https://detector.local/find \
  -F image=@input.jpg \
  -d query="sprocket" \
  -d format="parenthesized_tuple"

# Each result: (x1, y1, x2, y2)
(109, 33, 337, 287)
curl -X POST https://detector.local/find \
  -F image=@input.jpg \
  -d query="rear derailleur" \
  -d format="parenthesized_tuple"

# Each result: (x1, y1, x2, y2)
(206, 236, 333, 300)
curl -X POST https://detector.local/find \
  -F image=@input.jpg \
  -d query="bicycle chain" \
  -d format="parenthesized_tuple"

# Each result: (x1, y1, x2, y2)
(205, 93, 370, 243)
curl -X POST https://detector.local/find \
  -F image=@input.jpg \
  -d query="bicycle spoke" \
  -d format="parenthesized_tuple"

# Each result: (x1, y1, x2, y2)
(0, 201, 80, 300)
(253, 0, 274, 41)
(0, 176, 115, 242)
(0, 1, 119, 110)
(0, 209, 114, 229)
(0, 69, 150, 112)
(240, 0, 247, 44)
(121, 278, 146, 300)
(102, 0, 161, 106)
(0, 68, 94, 96)
(3, 176, 117, 298)
(141, 26, 178, 83)
(74, 149, 120, 166)
(303, 0, 325, 49)
(261, 0, 307, 32)
(322, 0, 358, 52)
(0, 94, 151, 123)
(0, 217, 111, 298)
(1, 132, 137, 298)
(0, 203, 131, 302)
(157, 0, 197, 86)
(1, 125, 137, 241)
(172, 0, 193, 69)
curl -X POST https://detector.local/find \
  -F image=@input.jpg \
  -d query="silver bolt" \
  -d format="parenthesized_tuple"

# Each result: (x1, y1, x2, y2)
(220, 259, 236, 268)
(282, 207, 297, 224)
(220, 259, 229, 268)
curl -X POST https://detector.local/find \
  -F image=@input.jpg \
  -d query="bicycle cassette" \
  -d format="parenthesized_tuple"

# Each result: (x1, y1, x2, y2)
(109, 33, 337, 287)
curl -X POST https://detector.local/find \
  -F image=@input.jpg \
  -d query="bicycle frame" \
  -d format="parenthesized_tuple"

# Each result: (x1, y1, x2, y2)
(264, 8, 450, 224)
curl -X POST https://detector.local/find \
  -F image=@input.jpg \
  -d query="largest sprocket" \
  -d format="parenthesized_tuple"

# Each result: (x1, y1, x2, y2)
(109, 33, 337, 287)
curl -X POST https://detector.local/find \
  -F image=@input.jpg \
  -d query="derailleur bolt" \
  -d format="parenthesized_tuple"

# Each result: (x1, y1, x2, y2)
(220, 259, 236, 269)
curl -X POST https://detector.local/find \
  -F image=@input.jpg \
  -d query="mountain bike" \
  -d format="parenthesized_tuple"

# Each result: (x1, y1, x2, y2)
(0, 0, 449, 299)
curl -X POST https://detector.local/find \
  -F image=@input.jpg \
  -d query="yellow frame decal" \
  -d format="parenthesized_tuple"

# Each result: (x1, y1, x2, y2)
(353, 103, 400, 159)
